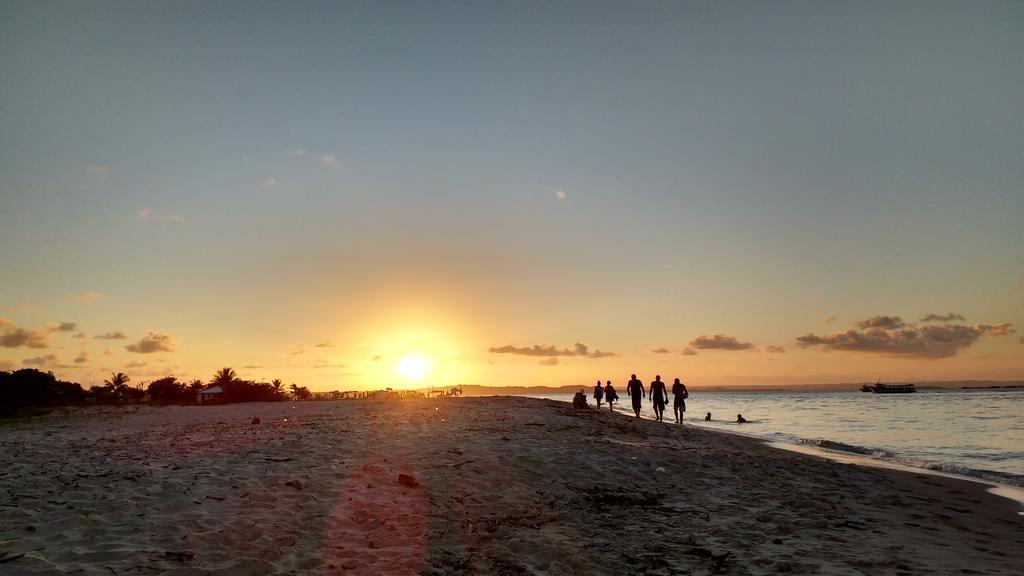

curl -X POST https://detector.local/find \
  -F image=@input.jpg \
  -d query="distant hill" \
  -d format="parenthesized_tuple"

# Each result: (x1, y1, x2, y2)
(454, 380, 1024, 396)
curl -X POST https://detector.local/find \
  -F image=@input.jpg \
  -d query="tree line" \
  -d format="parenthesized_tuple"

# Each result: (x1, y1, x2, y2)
(0, 367, 312, 414)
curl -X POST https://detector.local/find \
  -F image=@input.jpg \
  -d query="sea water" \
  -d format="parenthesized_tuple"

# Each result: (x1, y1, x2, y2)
(518, 388, 1024, 487)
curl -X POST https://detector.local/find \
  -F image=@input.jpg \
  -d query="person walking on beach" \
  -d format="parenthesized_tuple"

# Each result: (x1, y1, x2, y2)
(672, 377, 689, 424)
(593, 380, 604, 408)
(626, 374, 645, 418)
(604, 380, 618, 411)
(650, 375, 667, 422)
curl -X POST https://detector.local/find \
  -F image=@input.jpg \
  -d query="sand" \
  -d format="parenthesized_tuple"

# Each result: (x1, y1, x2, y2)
(0, 397, 1021, 575)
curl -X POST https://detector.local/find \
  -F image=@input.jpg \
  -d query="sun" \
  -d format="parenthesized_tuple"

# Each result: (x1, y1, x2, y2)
(395, 352, 434, 382)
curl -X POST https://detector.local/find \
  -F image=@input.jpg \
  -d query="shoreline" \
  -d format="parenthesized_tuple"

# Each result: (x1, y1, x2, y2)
(2, 397, 1021, 574)
(529, 391, 1024, 494)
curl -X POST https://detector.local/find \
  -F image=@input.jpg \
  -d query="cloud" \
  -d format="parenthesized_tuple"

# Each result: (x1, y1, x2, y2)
(101, 349, 112, 357)
(555, 190, 566, 200)
(287, 148, 304, 157)
(313, 363, 347, 369)
(488, 342, 616, 359)
(74, 351, 88, 364)
(85, 163, 108, 174)
(137, 208, 186, 223)
(689, 334, 755, 351)
(1, 328, 51, 348)
(765, 345, 786, 354)
(651, 347, 671, 354)
(126, 360, 147, 368)
(321, 153, 338, 166)
(314, 342, 335, 348)
(920, 313, 966, 323)
(94, 331, 127, 340)
(0, 317, 12, 329)
(371, 355, 381, 361)
(539, 357, 559, 366)
(125, 332, 175, 353)
(681, 347, 698, 356)
(856, 316, 905, 329)
(71, 292, 106, 304)
(289, 350, 305, 356)
(52, 322, 76, 332)
(824, 316, 837, 324)
(1019, 336, 1024, 344)
(23, 354, 58, 366)
(261, 178, 278, 189)
(795, 316, 1016, 359)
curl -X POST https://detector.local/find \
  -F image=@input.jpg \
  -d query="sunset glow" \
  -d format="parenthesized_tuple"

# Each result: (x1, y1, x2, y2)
(0, 2, 1020, 392)
(395, 352, 434, 383)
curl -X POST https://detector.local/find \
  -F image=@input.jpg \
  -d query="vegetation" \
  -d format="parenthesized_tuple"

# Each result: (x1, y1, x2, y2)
(0, 366, 306, 413)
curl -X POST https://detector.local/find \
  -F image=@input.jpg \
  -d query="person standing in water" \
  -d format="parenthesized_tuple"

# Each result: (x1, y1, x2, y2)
(593, 380, 604, 408)
(626, 374, 645, 418)
(604, 380, 618, 411)
(650, 375, 667, 422)
(671, 377, 689, 424)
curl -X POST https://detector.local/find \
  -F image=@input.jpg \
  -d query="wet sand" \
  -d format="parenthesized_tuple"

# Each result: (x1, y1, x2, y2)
(1, 397, 1021, 575)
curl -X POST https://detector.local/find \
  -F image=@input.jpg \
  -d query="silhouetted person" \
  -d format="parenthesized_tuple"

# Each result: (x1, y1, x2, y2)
(650, 375, 667, 422)
(573, 389, 588, 409)
(704, 412, 711, 421)
(604, 380, 618, 411)
(593, 380, 604, 408)
(736, 413, 748, 423)
(626, 374, 645, 418)
(671, 377, 689, 424)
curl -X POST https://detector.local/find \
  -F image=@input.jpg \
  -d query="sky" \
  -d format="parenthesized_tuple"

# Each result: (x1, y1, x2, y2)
(1, 1, 1022, 390)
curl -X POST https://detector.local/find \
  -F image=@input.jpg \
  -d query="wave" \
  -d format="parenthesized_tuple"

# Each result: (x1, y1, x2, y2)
(795, 437, 1024, 487)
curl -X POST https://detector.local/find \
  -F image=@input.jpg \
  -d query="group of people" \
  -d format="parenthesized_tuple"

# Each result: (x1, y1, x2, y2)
(589, 374, 689, 424)
(581, 375, 750, 424)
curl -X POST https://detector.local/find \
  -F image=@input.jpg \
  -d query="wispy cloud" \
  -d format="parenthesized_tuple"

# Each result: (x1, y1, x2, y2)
(539, 357, 559, 366)
(74, 351, 88, 364)
(764, 345, 786, 354)
(824, 316, 837, 325)
(51, 322, 76, 332)
(651, 347, 671, 354)
(85, 163, 107, 174)
(321, 153, 338, 166)
(125, 332, 175, 353)
(23, 354, 58, 366)
(689, 334, 755, 351)
(856, 315, 905, 330)
(287, 148, 304, 157)
(137, 208, 186, 223)
(1, 328, 51, 348)
(681, 347, 698, 356)
(796, 315, 1016, 359)
(71, 292, 106, 304)
(94, 331, 127, 340)
(261, 177, 278, 189)
(126, 360, 147, 368)
(488, 342, 616, 359)
(920, 313, 966, 323)
(0, 304, 38, 313)
(314, 342, 335, 348)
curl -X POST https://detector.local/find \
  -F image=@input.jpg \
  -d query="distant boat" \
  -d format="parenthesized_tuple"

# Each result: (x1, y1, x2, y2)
(861, 382, 917, 394)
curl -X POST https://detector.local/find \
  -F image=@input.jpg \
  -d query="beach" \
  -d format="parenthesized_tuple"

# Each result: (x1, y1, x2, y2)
(1, 397, 1021, 575)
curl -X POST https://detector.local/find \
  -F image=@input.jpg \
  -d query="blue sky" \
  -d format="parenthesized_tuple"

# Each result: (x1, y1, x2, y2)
(1, 1, 1022, 388)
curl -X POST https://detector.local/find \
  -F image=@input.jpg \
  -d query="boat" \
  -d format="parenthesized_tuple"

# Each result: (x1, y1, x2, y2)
(861, 382, 917, 394)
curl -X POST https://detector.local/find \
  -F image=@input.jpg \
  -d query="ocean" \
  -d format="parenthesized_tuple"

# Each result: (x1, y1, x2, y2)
(517, 388, 1024, 487)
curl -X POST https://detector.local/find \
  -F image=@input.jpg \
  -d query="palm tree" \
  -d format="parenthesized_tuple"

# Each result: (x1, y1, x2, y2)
(271, 379, 283, 393)
(105, 372, 131, 399)
(289, 383, 299, 395)
(211, 367, 237, 388)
